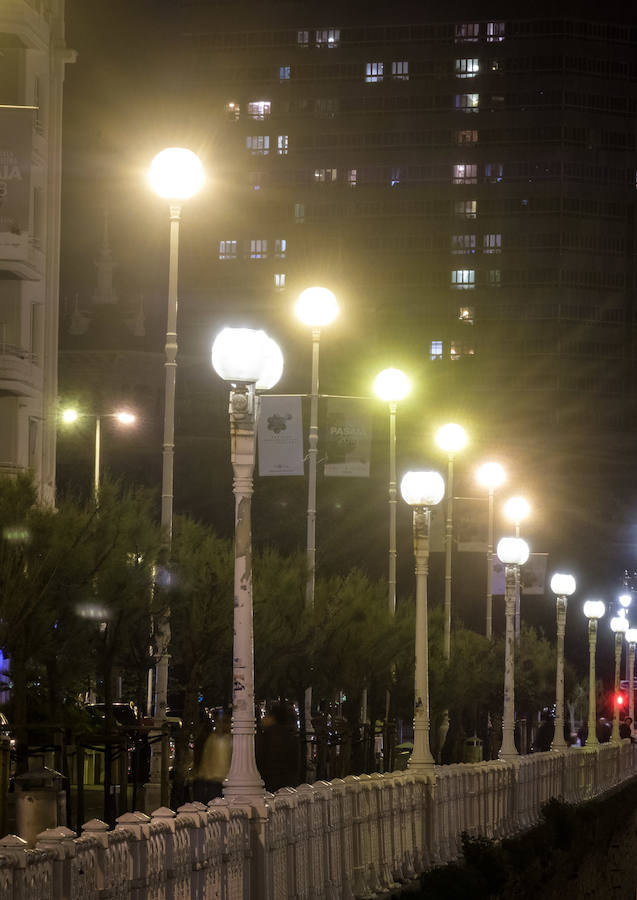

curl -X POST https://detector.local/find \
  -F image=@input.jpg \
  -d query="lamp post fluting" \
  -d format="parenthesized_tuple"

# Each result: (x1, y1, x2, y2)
(626, 628, 637, 733)
(549, 573, 576, 751)
(400, 470, 445, 774)
(503, 495, 531, 641)
(583, 600, 605, 748)
(497, 536, 530, 761)
(147, 147, 204, 804)
(476, 462, 506, 639)
(212, 327, 283, 804)
(435, 423, 467, 662)
(610, 615, 628, 745)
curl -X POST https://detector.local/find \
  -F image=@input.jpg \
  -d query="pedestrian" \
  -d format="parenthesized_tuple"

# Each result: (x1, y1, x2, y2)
(193, 711, 232, 803)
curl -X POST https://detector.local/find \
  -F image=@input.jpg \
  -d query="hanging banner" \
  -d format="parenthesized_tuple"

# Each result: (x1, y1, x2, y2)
(323, 398, 372, 477)
(491, 552, 548, 596)
(0, 108, 33, 247)
(257, 395, 304, 476)
(455, 497, 488, 552)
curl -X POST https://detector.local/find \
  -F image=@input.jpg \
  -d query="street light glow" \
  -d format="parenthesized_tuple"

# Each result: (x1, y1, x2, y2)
(504, 495, 531, 525)
(476, 461, 506, 491)
(619, 592, 632, 609)
(295, 286, 339, 327)
(626, 628, 637, 644)
(148, 147, 204, 200)
(373, 367, 410, 403)
(212, 327, 282, 388)
(496, 536, 530, 566)
(610, 615, 629, 634)
(550, 573, 576, 597)
(115, 411, 136, 425)
(436, 422, 467, 455)
(583, 599, 606, 620)
(400, 470, 445, 508)
(61, 408, 79, 424)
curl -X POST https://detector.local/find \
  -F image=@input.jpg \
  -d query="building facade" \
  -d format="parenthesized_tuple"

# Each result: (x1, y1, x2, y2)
(0, 0, 74, 502)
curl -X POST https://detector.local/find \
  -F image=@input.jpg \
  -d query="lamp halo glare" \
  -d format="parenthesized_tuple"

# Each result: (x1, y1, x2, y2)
(610, 614, 629, 634)
(295, 286, 339, 327)
(148, 147, 204, 200)
(436, 422, 467, 455)
(504, 495, 531, 525)
(374, 367, 410, 403)
(400, 470, 445, 508)
(476, 461, 506, 491)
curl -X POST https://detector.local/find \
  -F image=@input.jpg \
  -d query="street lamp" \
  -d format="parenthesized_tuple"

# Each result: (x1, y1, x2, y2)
(373, 367, 410, 616)
(583, 599, 605, 748)
(400, 470, 445, 774)
(497, 536, 530, 761)
(435, 423, 467, 662)
(60, 408, 136, 498)
(476, 462, 506, 639)
(625, 627, 637, 734)
(503, 495, 531, 641)
(147, 147, 204, 803)
(610, 614, 628, 744)
(212, 326, 283, 804)
(549, 572, 576, 751)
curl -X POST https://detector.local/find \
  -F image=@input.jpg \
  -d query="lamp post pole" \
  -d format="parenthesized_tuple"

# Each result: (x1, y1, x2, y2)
(610, 616, 628, 745)
(626, 629, 637, 733)
(443, 452, 454, 663)
(401, 470, 445, 774)
(549, 573, 576, 752)
(93, 415, 101, 499)
(583, 600, 605, 749)
(476, 462, 505, 640)
(497, 537, 529, 761)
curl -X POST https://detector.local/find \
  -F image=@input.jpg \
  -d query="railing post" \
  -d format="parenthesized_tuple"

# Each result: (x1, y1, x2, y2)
(35, 826, 76, 898)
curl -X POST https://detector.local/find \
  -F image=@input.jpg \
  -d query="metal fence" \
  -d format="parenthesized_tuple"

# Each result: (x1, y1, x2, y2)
(0, 741, 635, 900)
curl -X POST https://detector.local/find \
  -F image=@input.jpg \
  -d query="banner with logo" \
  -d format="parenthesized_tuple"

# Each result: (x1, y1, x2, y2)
(491, 552, 548, 595)
(323, 398, 372, 477)
(257, 395, 304, 476)
(0, 108, 32, 244)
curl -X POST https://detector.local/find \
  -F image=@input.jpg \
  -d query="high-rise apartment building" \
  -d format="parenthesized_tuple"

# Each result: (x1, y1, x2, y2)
(0, 1, 74, 501)
(169, 1, 637, 451)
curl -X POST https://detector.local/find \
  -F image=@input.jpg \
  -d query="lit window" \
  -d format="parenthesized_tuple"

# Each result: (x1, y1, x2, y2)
(250, 239, 268, 259)
(456, 130, 478, 145)
(455, 23, 479, 42)
(391, 167, 401, 187)
(218, 240, 237, 260)
(347, 168, 357, 187)
(483, 234, 502, 254)
(365, 62, 384, 83)
(453, 164, 478, 184)
(279, 66, 291, 80)
(297, 30, 309, 46)
(451, 235, 476, 254)
(247, 101, 271, 120)
(487, 22, 505, 42)
(455, 58, 479, 78)
(275, 239, 287, 258)
(451, 269, 475, 289)
(454, 199, 477, 218)
(246, 135, 270, 155)
(488, 269, 501, 286)
(450, 341, 475, 358)
(431, 340, 443, 360)
(456, 93, 479, 113)
(315, 28, 340, 47)
(314, 168, 337, 183)
(225, 102, 240, 121)
(277, 135, 289, 155)
(459, 306, 475, 323)
(294, 202, 305, 223)
(485, 162, 503, 182)
(274, 273, 286, 290)
(391, 61, 409, 80)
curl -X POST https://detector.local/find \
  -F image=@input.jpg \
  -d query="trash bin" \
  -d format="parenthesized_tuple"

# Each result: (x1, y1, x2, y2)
(462, 735, 483, 763)
(14, 766, 66, 846)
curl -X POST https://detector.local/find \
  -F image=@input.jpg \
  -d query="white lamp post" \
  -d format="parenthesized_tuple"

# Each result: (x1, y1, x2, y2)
(212, 327, 283, 804)
(61, 408, 136, 498)
(583, 599, 606, 748)
(549, 572, 576, 751)
(476, 462, 506, 639)
(147, 147, 204, 804)
(400, 470, 445, 774)
(619, 592, 632, 683)
(625, 627, 637, 734)
(503, 495, 531, 641)
(497, 536, 530, 761)
(435, 423, 467, 662)
(373, 368, 410, 616)
(610, 614, 628, 744)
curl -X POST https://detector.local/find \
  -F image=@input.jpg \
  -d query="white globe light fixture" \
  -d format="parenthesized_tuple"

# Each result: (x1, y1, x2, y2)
(400, 470, 445, 508)
(212, 327, 282, 388)
(374, 367, 410, 403)
(504, 495, 531, 527)
(619, 592, 632, 611)
(476, 461, 506, 491)
(148, 147, 205, 200)
(611, 615, 629, 635)
(584, 599, 606, 620)
(295, 286, 339, 327)
(550, 573, 576, 597)
(436, 422, 468, 455)
(497, 536, 530, 566)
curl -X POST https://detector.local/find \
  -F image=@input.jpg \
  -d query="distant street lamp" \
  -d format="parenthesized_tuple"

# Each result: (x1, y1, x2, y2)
(625, 627, 637, 734)
(619, 593, 632, 684)
(212, 326, 283, 804)
(400, 470, 445, 774)
(373, 368, 410, 616)
(61, 408, 136, 498)
(497, 536, 530, 761)
(435, 423, 467, 662)
(476, 462, 506, 639)
(549, 572, 576, 751)
(147, 147, 204, 805)
(583, 599, 606, 748)
(610, 614, 628, 744)
(503, 495, 531, 641)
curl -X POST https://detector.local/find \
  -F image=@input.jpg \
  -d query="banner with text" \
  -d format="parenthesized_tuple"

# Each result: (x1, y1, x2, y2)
(323, 398, 372, 477)
(257, 395, 304, 476)
(0, 108, 32, 243)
